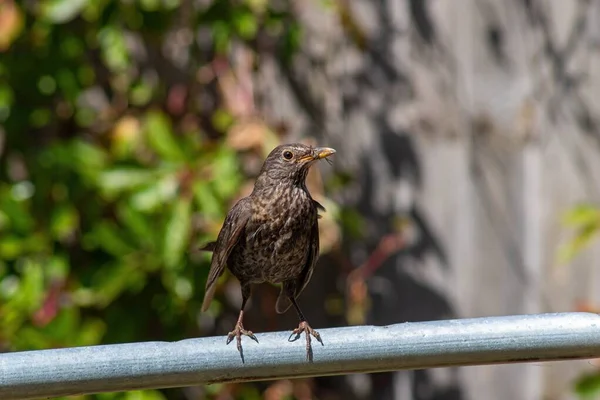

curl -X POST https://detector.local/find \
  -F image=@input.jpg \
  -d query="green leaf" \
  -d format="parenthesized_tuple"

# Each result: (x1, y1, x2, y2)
(60, 35, 85, 59)
(97, 25, 130, 72)
(38, 75, 57, 95)
(90, 262, 144, 307)
(76, 317, 106, 346)
(245, 0, 268, 13)
(163, 196, 192, 269)
(50, 205, 79, 241)
(164, 0, 180, 9)
(139, 0, 161, 11)
(212, 21, 231, 54)
(0, 190, 34, 233)
(233, 10, 258, 40)
(563, 204, 600, 227)
(173, 276, 193, 301)
(0, 274, 19, 300)
(41, 0, 89, 24)
(210, 146, 241, 199)
(575, 373, 600, 398)
(116, 202, 156, 248)
(193, 181, 221, 218)
(558, 223, 600, 264)
(0, 235, 23, 260)
(41, 306, 79, 343)
(130, 80, 154, 107)
(211, 108, 234, 132)
(0, 210, 8, 231)
(13, 259, 45, 312)
(84, 221, 135, 256)
(12, 326, 55, 350)
(44, 255, 69, 281)
(0, 84, 13, 122)
(130, 173, 179, 212)
(98, 168, 157, 196)
(559, 205, 600, 264)
(71, 140, 108, 182)
(72, 140, 107, 169)
(282, 21, 303, 63)
(144, 110, 186, 162)
(30, 108, 52, 127)
(56, 68, 80, 102)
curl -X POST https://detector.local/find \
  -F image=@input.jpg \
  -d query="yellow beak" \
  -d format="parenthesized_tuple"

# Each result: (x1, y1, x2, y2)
(299, 147, 336, 163)
(314, 147, 336, 159)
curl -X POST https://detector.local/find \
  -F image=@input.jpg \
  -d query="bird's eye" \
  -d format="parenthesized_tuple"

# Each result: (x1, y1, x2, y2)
(282, 150, 294, 160)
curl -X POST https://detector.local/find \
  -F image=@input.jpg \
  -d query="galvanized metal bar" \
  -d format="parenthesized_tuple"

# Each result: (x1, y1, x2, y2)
(1, 312, 600, 400)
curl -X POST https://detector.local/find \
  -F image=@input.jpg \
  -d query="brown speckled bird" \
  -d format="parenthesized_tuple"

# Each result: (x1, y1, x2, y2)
(201, 143, 336, 361)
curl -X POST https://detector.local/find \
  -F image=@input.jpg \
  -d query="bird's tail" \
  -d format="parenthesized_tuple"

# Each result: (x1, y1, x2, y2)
(201, 283, 217, 312)
(275, 291, 292, 314)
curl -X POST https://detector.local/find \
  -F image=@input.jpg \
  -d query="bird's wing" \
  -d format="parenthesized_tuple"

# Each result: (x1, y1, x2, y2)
(201, 197, 252, 312)
(275, 218, 320, 314)
(295, 215, 320, 299)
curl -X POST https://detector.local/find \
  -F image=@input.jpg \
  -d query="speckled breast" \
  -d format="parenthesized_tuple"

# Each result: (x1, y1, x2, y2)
(227, 185, 316, 284)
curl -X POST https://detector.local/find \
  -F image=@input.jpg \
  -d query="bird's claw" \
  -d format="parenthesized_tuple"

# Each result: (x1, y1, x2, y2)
(227, 323, 258, 354)
(288, 320, 323, 362)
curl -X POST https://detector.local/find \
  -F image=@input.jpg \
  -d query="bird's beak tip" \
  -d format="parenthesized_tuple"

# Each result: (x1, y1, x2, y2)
(315, 147, 336, 160)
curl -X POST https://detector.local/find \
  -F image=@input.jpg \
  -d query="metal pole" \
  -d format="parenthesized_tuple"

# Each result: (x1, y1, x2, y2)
(1, 312, 600, 400)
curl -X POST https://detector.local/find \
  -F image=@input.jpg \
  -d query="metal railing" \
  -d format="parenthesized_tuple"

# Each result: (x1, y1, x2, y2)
(1, 312, 600, 400)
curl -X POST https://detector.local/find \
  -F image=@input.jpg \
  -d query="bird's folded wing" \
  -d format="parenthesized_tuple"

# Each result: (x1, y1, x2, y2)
(295, 217, 320, 299)
(201, 197, 252, 312)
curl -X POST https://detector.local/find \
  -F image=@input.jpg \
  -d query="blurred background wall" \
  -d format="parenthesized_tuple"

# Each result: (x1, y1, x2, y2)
(1, 0, 600, 399)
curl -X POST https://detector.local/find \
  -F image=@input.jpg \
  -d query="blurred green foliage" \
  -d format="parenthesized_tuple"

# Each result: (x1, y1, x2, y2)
(0, 1, 305, 399)
(559, 205, 600, 398)
(575, 372, 600, 399)
(559, 204, 600, 265)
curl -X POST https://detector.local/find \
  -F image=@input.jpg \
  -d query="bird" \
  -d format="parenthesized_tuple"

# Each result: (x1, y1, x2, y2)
(200, 143, 336, 361)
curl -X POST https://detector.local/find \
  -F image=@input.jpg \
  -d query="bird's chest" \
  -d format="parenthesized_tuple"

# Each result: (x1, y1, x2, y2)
(230, 187, 316, 283)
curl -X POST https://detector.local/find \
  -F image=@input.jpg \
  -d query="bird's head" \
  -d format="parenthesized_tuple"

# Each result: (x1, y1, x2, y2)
(254, 143, 336, 189)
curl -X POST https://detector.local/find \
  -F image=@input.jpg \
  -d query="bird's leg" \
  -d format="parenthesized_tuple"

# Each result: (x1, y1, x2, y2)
(288, 297, 323, 361)
(227, 284, 258, 357)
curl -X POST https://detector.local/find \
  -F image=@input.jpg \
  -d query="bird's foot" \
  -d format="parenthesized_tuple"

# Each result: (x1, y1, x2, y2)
(288, 320, 323, 362)
(226, 322, 258, 360)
